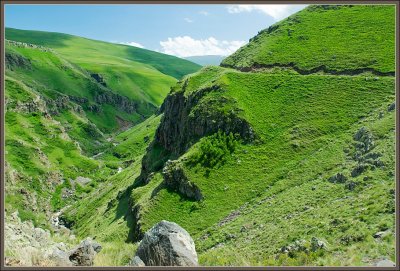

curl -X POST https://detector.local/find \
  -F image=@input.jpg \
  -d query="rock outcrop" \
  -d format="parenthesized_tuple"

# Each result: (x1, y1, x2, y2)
(141, 83, 255, 178)
(162, 160, 203, 201)
(5, 211, 101, 267)
(130, 220, 198, 266)
(156, 85, 254, 155)
(375, 259, 396, 267)
(69, 238, 102, 266)
(5, 51, 32, 70)
(90, 73, 107, 86)
(94, 91, 138, 114)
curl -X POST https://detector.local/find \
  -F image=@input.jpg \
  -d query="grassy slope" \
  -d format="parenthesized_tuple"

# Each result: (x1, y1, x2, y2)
(125, 5, 395, 266)
(5, 4, 395, 267)
(222, 5, 395, 73)
(4, 27, 199, 246)
(5, 43, 144, 132)
(133, 67, 395, 266)
(4, 74, 113, 229)
(6, 28, 201, 106)
(61, 115, 161, 266)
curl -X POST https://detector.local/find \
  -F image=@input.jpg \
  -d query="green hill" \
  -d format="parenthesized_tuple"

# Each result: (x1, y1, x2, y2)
(6, 28, 201, 80)
(4, 4, 396, 267)
(4, 28, 200, 258)
(221, 5, 395, 74)
(5, 28, 201, 118)
(102, 4, 394, 266)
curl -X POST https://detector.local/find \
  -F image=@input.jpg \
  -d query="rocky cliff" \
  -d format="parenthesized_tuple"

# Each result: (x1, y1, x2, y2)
(140, 80, 255, 178)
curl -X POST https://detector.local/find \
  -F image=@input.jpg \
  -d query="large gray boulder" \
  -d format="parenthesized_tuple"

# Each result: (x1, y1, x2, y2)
(132, 220, 198, 266)
(68, 237, 102, 266)
(376, 259, 395, 267)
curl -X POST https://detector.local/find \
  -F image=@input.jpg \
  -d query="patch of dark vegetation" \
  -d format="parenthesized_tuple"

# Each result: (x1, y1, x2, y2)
(90, 73, 107, 87)
(188, 131, 239, 169)
(5, 52, 32, 70)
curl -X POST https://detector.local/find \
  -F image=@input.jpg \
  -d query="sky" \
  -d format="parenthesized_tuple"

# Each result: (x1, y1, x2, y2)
(5, 4, 307, 58)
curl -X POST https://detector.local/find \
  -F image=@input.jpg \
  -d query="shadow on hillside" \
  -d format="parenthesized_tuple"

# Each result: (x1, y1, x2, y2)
(111, 177, 145, 243)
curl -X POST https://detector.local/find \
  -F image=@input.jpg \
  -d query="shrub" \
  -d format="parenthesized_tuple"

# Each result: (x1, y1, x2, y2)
(189, 131, 239, 168)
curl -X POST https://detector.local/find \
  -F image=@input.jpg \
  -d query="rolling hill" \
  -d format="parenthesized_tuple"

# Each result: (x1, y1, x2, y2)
(4, 27, 200, 264)
(5, 28, 201, 125)
(4, 4, 396, 267)
(221, 5, 395, 74)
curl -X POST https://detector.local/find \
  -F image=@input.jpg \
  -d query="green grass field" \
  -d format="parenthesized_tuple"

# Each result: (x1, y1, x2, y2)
(222, 5, 395, 74)
(4, 4, 396, 267)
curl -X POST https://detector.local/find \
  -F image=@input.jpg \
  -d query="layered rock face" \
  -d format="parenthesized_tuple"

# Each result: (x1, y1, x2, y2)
(5, 51, 32, 70)
(94, 91, 138, 114)
(162, 160, 203, 201)
(130, 220, 198, 266)
(141, 83, 255, 177)
(156, 85, 255, 156)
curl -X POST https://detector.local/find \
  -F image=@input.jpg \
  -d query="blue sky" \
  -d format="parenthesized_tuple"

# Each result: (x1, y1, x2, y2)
(5, 4, 306, 57)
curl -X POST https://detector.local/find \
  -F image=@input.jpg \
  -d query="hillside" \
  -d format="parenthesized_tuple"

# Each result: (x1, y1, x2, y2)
(4, 28, 200, 265)
(221, 5, 395, 74)
(100, 4, 394, 266)
(5, 28, 201, 117)
(6, 28, 201, 80)
(4, 4, 396, 267)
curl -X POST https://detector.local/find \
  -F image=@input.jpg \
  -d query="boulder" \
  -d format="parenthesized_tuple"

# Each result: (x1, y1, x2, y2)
(353, 127, 374, 154)
(376, 259, 395, 267)
(388, 102, 395, 112)
(68, 238, 102, 266)
(351, 164, 368, 177)
(129, 256, 145, 267)
(162, 160, 203, 201)
(132, 220, 198, 266)
(48, 248, 72, 267)
(328, 173, 347, 184)
(310, 237, 327, 251)
(373, 230, 390, 239)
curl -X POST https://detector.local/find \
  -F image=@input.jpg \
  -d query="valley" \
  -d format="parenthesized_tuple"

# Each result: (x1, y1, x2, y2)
(3, 4, 396, 267)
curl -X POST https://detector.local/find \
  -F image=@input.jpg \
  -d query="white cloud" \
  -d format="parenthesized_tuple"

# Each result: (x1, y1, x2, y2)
(184, 17, 194, 23)
(118, 41, 145, 48)
(159, 36, 246, 58)
(227, 4, 305, 21)
(199, 10, 210, 16)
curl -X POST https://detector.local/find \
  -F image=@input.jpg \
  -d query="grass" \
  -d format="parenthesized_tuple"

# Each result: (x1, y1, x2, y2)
(5, 44, 154, 132)
(5, 28, 201, 108)
(130, 66, 395, 265)
(4, 4, 396, 267)
(222, 5, 395, 74)
(62, 115, 161, 243)
(94, 242, 138, 266)
(6, 27, 201, 80)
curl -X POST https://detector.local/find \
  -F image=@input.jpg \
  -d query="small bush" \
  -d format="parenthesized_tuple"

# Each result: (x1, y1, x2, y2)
(189, 131, 239, 168)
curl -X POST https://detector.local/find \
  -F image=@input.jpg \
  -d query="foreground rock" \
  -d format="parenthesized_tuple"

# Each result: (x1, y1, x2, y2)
(376, 259, 395, 267)
(5, 211, 101, 266)
(130, 220, 198, 266)
(69, 238, 102, 266)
